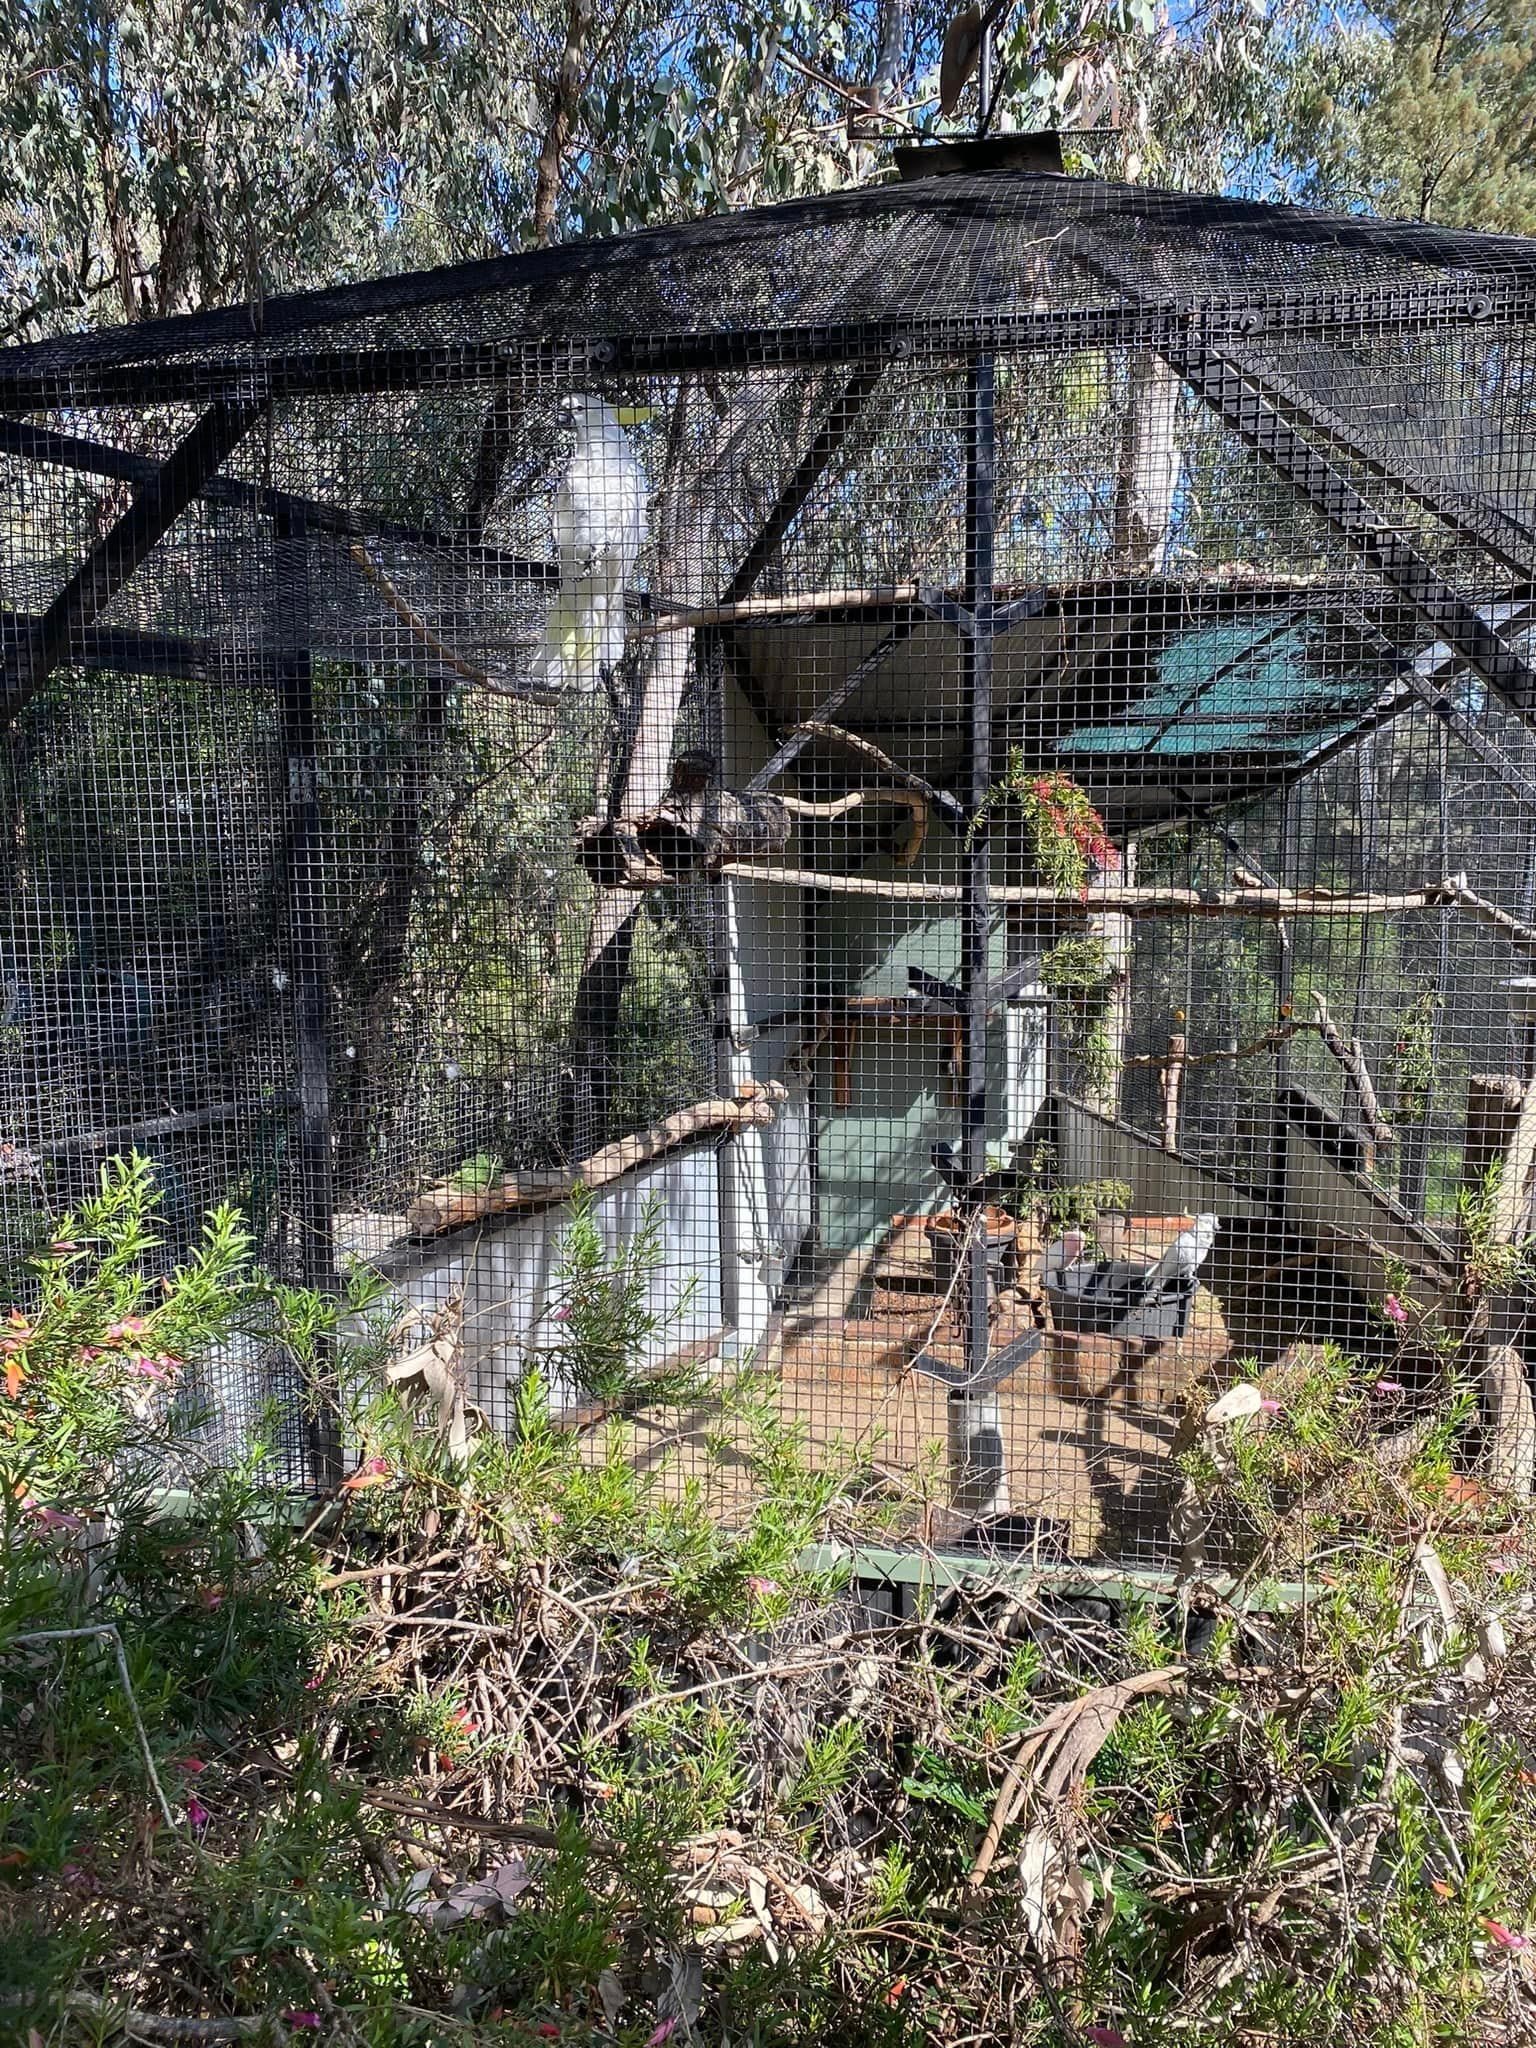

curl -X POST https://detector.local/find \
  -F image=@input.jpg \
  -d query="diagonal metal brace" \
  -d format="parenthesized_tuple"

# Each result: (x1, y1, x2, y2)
(745, 620, 918, 793)
(1177, 347, 1536, 716)
(0, 397, 261, 734)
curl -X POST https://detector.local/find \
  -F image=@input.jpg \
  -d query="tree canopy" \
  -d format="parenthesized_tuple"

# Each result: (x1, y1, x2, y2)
(0, 0, 1311, 342)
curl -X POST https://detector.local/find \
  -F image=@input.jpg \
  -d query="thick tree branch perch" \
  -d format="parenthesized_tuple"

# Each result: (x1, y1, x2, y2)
(717, 864, 1478, 921)
(779, 787, 928, 863)
(406, 1085, 786, 1237)
(785, 719, 967, 831)
(1310, 991, 1392, 1149)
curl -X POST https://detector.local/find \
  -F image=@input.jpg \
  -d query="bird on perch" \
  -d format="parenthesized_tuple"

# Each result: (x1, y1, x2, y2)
(531, 394, 650, 693)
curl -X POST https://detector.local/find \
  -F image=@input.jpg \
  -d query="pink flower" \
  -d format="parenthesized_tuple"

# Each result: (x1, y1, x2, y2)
(746, 1576, 782, 1599)
(1383, 1295, 1409, 1325)
(103, 1318, 149, 1343)
(176, 1756, 205, 1775)
(647, 2025, 679, 2048)
(185, 1794, 209, 1831)
(1259, 1399, 1282, 1414)
(1375, 1380, 1406, 1396)
(549, 1304, 572, 1323)
(1084, 2031, 1126, 2048)
(1482, 1917, 1529, 1950)
(303, 1675, 323, 1691)
(123, 1354, 174, 1382)
(339, 1456, 391, 1492)
(284, 2016, 322, 2032)
(29, 1504, 83, 1532)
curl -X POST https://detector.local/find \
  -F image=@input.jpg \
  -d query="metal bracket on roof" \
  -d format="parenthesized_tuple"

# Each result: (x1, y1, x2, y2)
(916, 586, 1051, 640)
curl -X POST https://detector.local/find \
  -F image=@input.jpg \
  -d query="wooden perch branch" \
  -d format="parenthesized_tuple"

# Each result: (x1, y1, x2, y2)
(717, 864, 1474, 921)
(1123, 1018, 1313, 1069)
(1311, 991, 1393, 1150)
(577, 784, 792, 889)
(1160, 1032, 1186, 1153)
(348, 543, 500, 692)
(405, 1084, 787, 1237)
(1452, 882, 1536, 956)
(779, 787, 928, 864)
(785, 720, 967, 831)
(636, 583, 924, 633)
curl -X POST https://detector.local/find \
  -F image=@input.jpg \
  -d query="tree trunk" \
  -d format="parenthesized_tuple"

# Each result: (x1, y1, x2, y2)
(1113, 355, 1181, 572)
(532, 0, 595, 246)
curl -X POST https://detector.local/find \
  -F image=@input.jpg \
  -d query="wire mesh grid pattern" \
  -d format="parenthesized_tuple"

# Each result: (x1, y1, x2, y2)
(5, 160, 1536, 1562)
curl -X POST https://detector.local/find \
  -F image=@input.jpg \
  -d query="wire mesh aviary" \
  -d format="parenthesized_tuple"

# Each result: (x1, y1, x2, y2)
(5, 147, 1536, 1561)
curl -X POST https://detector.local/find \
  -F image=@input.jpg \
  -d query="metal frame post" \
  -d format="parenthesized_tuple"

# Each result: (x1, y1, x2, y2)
(275, 509, 343, 1489)
(950, 353, 1008, 1515)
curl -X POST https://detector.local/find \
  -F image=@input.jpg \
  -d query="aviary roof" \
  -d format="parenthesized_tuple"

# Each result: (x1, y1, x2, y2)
(1056, 614, 1396, 762)
(5, 169, 1536, 405)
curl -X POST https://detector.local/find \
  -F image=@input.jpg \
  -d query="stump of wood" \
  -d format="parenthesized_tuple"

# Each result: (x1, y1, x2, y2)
(576, 785, 791, 889)
(1460, 1074, 1536, 1501)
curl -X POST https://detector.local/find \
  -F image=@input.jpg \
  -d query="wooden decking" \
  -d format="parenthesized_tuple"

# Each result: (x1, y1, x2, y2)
(604, 1211, 1241, 1561)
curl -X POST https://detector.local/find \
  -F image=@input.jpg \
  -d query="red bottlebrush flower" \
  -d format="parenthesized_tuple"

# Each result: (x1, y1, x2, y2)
(339, 1455, 391, 1491)
(124, 1353, 175, 1382)
(1481, 1916, 1529, 1950)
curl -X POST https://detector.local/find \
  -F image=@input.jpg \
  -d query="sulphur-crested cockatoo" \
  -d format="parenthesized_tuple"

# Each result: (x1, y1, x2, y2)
(1141, 1213, 1219, 1296)
(531, 394, 649, 692)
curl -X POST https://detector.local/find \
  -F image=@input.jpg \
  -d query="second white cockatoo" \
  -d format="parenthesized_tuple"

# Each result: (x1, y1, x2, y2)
(531, 394, 649, 693)
(1141, 1212, 1220, 1296)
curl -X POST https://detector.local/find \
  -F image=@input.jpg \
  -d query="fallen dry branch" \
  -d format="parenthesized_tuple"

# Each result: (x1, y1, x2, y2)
(967, 1667, 1186, 1889)
(64, 1993, 267, 2042)
(405, 1083, 786, 1236)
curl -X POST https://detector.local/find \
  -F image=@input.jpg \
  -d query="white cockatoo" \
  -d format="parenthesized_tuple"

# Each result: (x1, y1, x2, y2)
(531, 393, 649, 692)
(1141, 1212, 1220, 1296)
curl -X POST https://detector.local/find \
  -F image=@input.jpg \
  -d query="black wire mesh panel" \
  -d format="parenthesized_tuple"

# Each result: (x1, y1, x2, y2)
(4, 159, 1536, 1561)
